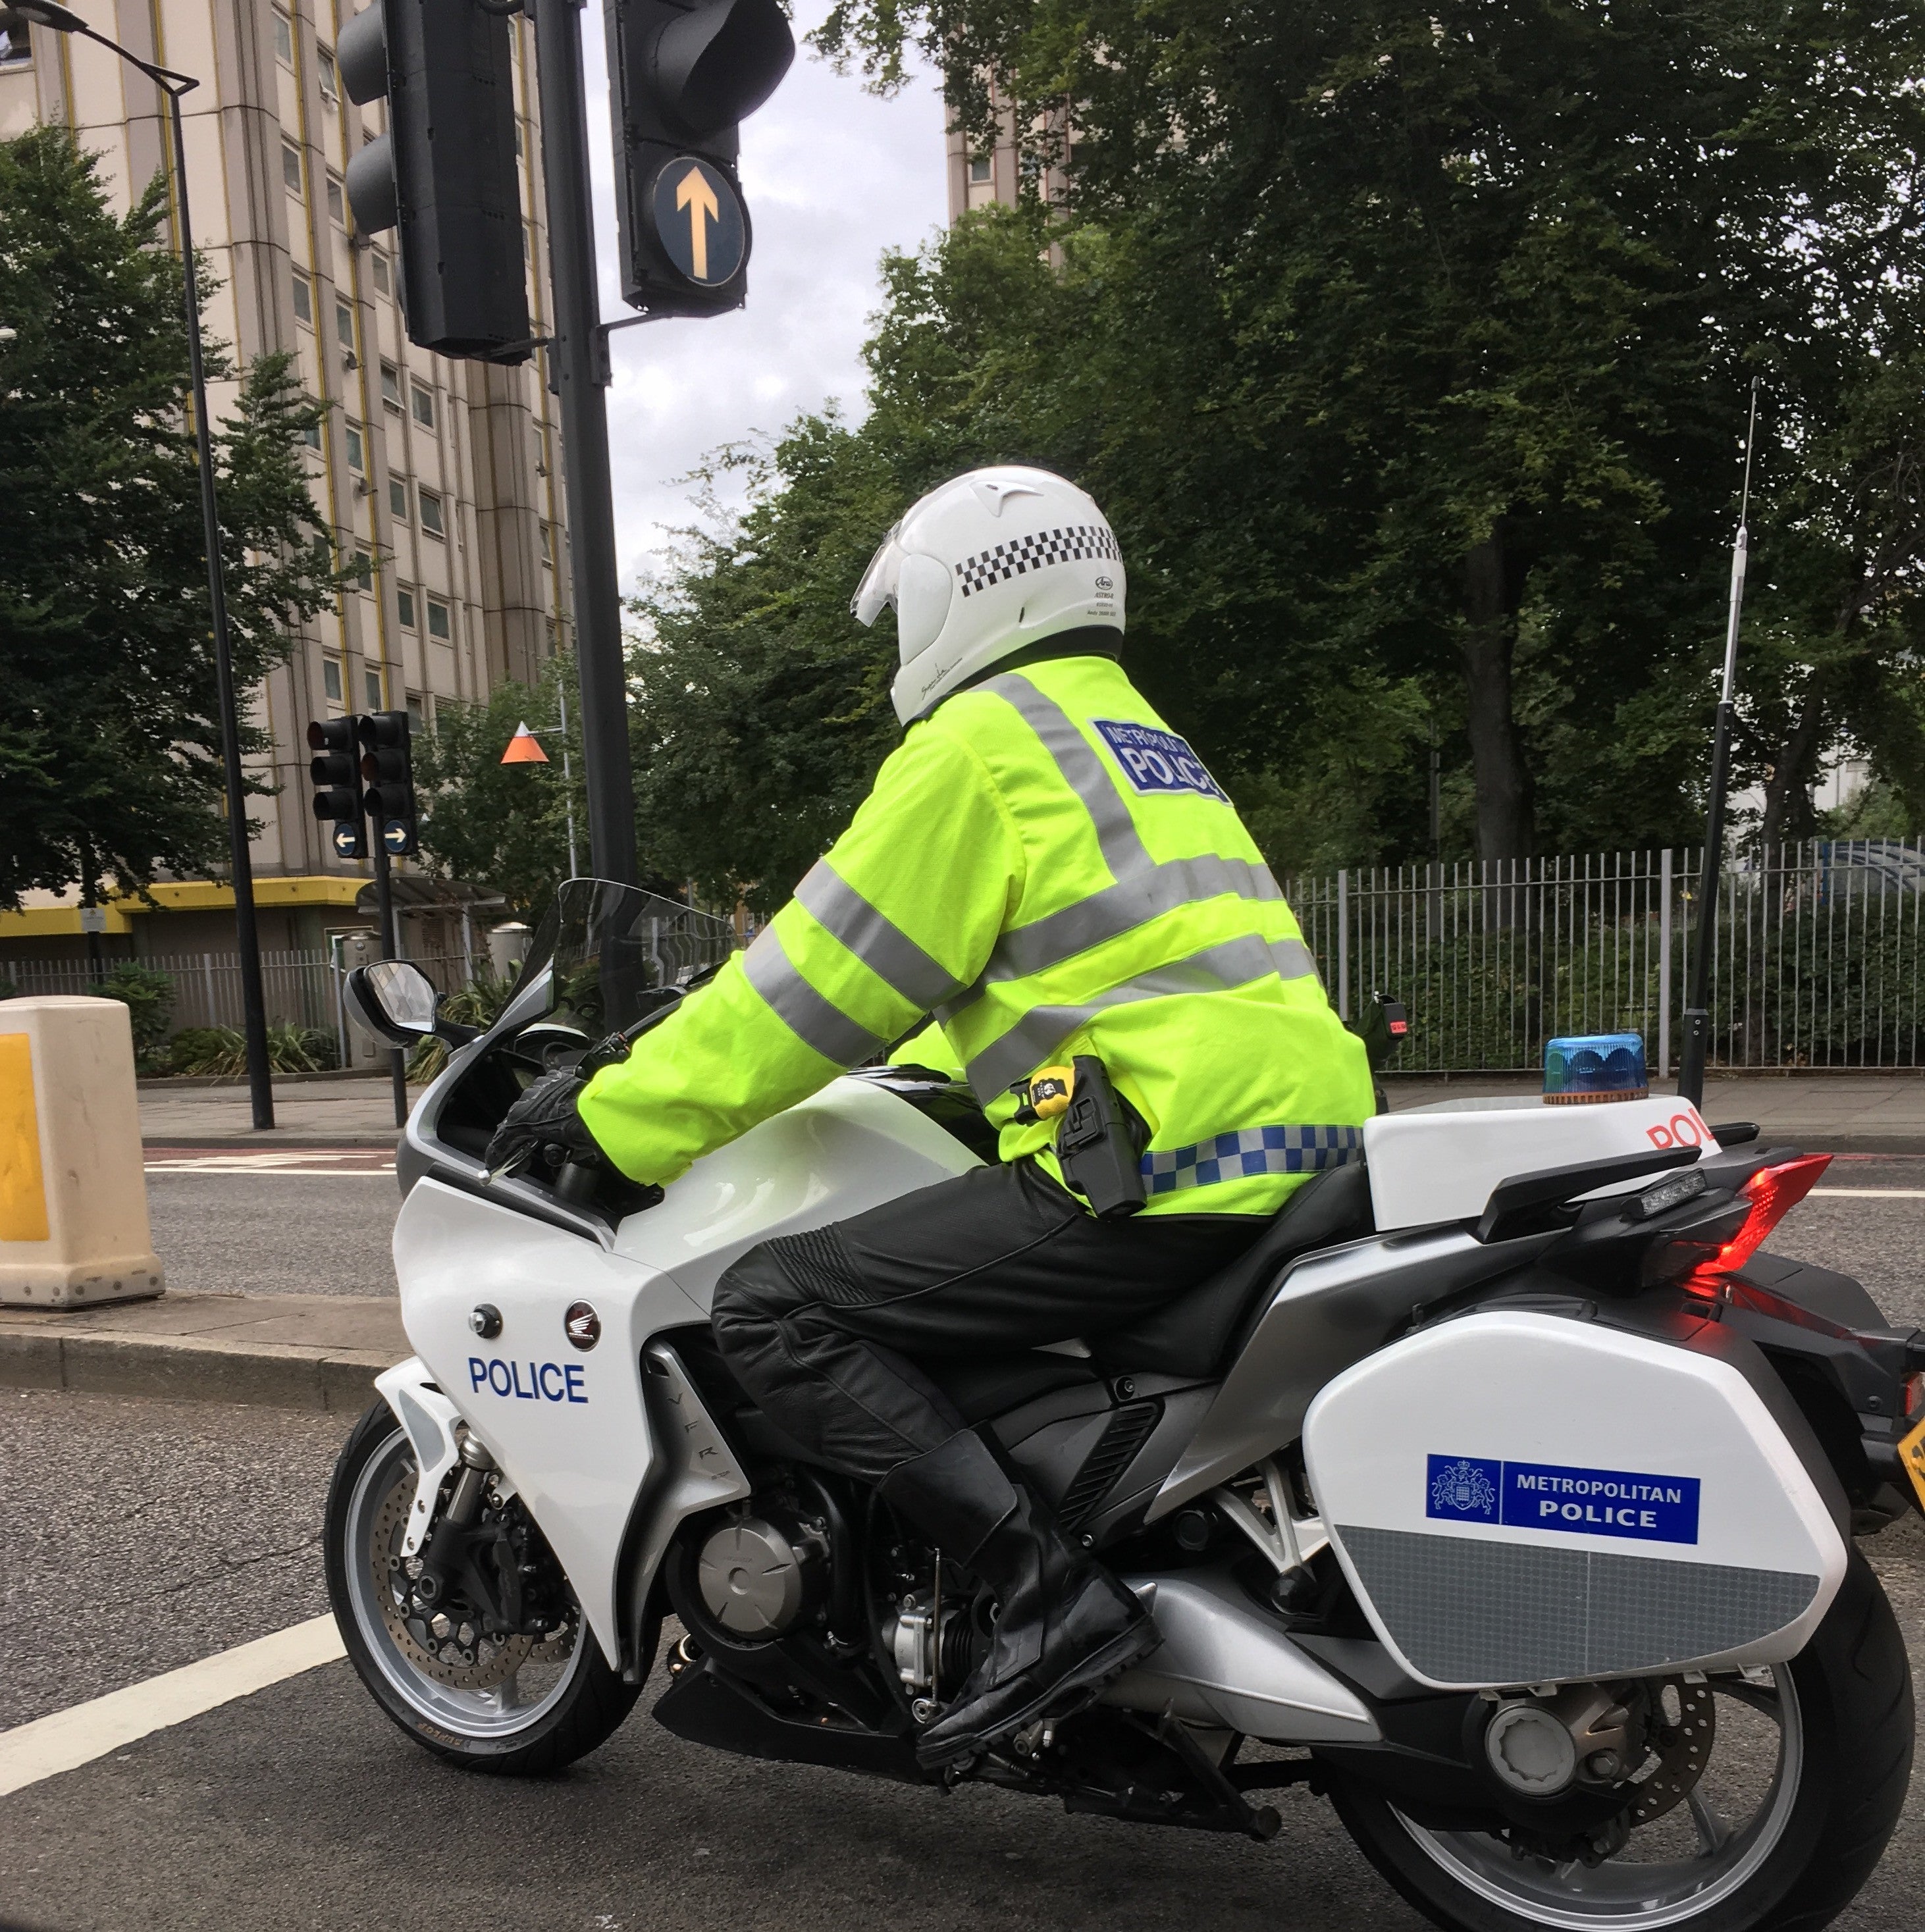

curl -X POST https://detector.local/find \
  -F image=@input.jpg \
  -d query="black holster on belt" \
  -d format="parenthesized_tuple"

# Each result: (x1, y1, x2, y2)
(1053, 1055, 1148, 1220)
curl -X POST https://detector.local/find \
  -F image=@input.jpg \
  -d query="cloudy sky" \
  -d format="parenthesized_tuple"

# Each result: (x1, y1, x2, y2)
(579, 7, 950, 590)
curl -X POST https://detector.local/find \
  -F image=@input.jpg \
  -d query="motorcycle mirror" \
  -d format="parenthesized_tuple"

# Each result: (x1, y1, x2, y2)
(344, 960, 440, 1045)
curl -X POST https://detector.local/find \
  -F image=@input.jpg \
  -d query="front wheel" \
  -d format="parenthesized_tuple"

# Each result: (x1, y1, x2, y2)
(325, 1399, 643, 1774)
(1329, 1550, 1912, 1931)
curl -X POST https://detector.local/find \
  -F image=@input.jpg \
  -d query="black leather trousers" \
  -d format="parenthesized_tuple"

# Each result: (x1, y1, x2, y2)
(709, 1159, 1258, 1488)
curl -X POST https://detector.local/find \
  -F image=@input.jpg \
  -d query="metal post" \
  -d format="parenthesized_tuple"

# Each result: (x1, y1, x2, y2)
(371, 835, 408, 1128)
(1679, 382, 1761, 1109)
(557, 674, 581, 879)
(1658, 847, 1674, 1081)
(1336, 869, 1350, 1022)
(163, 80, 277, 1130)
(535, 0, 635, 885)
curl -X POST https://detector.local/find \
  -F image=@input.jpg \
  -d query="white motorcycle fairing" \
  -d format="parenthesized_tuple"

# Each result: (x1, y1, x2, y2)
(388, 1077, 982, 1667)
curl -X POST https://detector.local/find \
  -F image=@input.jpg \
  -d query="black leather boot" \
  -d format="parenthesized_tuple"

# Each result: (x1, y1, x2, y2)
(878, 1429, 1159, 1771)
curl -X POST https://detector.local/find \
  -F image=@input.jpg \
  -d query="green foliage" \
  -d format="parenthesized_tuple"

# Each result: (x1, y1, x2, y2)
(0, 127, 336, 910)
(88, 962, 174, 1072)
(412, 658, 583, 919)
(635, 0, 1925, 891)
(162, 1023, 337, 1077)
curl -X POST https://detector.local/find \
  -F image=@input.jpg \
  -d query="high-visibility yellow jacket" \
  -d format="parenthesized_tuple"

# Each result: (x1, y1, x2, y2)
(579, 653, 1373, 1214)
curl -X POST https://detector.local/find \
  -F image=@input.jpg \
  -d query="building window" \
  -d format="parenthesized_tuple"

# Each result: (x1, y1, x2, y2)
(1, 22, 32, 63)
(388, 478, 408, 519)
(281, 140, 303, 193)
(327, 177, 345, 225)
(968, 153, 991, 184)
(317, 49, 338, 101)
(396, 585, 416, 628)
(345, 423, 364, 471)
(354, 545, 373, 587)
(371, 252, 390, 296)
(513, 118, 523, 158)
(539, 521, 552, 564)
(545, 619, 559, 656)
(363, 666, 384, 711)
(336, 298, 355, 348)
(379, 361, 401, 408)
(322, 656, 344, 704)
(301, 415, 321, 450)
(406, 692, 427, 730)
(291, 274, 313, 325)
(273, 9, 293, 65)
(426, 596, 451, 640)
(419, 490, 444, 537)
(411, 382, 435, 429)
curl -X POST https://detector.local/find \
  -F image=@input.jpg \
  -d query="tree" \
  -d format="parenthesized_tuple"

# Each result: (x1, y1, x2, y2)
(783, 0, 1925, 862)
(413, 657, 584, 920)
(0, 126, 334, 910)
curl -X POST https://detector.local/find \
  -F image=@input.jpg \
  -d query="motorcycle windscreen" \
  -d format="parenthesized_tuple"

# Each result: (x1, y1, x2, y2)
(1301, 1309, 1848, 1690)
(535, 877, 738, 1036)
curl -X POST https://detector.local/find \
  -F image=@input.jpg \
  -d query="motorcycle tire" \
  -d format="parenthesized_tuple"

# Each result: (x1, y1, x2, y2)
(1326, 1548, 1912, 1932)
(325, 1399, 645, 1775)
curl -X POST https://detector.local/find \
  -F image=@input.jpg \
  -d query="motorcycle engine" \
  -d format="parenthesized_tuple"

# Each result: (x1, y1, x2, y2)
(694, 1514, 825, 1638)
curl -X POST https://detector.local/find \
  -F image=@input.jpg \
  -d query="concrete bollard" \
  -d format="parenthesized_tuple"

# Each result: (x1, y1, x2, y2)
(0, 996, 164, 1308)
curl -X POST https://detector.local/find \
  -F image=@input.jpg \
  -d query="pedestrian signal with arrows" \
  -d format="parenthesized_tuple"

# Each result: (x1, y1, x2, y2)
(608, 0, 793, 317)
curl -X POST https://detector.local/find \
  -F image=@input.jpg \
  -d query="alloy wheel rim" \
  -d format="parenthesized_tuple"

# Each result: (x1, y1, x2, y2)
(1393, 1671, 1804, 1929)
(343, 1428, 586, 1738)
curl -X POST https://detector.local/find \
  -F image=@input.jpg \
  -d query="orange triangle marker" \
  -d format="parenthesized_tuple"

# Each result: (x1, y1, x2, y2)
(500, 722, 549, 766)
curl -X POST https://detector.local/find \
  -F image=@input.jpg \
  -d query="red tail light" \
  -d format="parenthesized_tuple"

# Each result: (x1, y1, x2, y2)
(1688, 1153, 1832, 1286)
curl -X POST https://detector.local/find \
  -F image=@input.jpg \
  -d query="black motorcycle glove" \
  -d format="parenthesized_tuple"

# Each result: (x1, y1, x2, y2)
(485, 1069, 604, 1176)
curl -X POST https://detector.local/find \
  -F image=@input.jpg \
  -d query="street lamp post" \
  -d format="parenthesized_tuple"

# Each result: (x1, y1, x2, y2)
(1, 0, 276, 1129)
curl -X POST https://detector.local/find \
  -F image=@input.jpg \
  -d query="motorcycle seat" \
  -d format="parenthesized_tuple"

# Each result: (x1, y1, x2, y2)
(1090, 1161, 1375, 1381)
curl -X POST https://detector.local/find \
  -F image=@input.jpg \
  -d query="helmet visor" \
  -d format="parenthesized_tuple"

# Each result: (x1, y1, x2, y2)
(851, 523, 904, 626)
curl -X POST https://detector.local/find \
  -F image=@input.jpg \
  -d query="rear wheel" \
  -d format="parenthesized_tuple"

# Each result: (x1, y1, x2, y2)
(325, 1400, 643, 1774)
(1328, 1550, 1911, 1931)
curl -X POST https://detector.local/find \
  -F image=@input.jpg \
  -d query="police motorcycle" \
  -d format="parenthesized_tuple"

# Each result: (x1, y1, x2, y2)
(327, 878, 1921, 1932)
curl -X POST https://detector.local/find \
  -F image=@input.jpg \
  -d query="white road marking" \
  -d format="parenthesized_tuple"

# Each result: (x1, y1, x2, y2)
(144, 1164, 394, 1176)
(0, 1615, 346, 1796)
(1810, 1188, 1925, 1199)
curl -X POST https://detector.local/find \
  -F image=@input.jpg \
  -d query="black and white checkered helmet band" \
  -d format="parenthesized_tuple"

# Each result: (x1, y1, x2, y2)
(954, 524, 1121, 598)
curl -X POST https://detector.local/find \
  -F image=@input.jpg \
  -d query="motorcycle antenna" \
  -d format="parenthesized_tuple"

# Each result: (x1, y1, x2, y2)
(1677, 376, 1761, 1109)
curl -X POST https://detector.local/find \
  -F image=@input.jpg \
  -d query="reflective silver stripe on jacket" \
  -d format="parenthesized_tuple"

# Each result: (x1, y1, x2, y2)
(962, 932, 1313, 1101)
(794, 859, 966, 1012)
(742, 927, 885, 1067)
(937, 675, 1308, 1018)
(1142, 1125, 1364, 1195)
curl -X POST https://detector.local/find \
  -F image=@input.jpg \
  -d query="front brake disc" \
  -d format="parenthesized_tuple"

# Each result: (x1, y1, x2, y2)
(369, 1467, 545, 1690)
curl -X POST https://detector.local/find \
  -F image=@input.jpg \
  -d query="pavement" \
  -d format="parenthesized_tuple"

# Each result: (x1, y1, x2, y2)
(138, 1075, 409, 1147)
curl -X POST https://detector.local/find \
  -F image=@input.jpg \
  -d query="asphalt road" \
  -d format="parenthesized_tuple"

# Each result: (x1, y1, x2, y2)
(3, 1164, 1923, 1931)
(145, 1171, 399, 1299)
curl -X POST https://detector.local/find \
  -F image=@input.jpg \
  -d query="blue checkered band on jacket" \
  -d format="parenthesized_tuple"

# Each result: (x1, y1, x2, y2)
(1140, 1124, 1365, 1195)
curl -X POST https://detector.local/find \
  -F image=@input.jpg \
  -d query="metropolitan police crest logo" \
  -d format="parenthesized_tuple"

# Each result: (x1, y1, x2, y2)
(1429, 1456, 1498, 1521)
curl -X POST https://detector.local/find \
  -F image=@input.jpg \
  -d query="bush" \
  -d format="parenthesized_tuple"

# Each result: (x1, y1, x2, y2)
(90, 962, 174, 1072)
(163, 1022, 338, 1076)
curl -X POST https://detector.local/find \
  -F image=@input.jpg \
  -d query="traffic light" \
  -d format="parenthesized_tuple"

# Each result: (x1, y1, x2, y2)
(308, 718, 367, 861)
(607, 0, 794, 317)
(336, 0, 530, 361)
(358, 711, 419, 857)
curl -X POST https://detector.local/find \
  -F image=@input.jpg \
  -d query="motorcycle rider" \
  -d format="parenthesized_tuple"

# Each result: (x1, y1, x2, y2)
(486, 467, 1373, 1768)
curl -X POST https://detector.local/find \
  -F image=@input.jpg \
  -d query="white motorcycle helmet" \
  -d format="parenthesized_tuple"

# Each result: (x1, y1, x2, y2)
(852, 467, 1126, 725)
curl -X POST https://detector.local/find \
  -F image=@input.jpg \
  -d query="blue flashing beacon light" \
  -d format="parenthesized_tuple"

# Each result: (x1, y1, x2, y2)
(1544, 1032, 1648, 1105)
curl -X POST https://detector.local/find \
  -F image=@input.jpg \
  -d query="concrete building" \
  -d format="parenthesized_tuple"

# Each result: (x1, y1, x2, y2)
(0, 1, 566, 965)
(945, 86, 1069, 224)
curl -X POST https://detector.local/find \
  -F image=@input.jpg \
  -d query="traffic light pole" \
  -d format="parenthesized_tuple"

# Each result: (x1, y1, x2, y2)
(535, 0, 639, 887)
(369, 833, 409, 1128)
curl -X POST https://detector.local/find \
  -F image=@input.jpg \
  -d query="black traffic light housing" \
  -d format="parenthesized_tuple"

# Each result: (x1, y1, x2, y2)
(307, 718, 367, 861)
(606, 0, 793, 317)
(358, 710, 419, 857)
(337, 0, 531, 361)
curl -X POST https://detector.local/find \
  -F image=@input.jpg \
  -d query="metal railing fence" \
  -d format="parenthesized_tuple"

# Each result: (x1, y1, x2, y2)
(1286, 839, 1925, 1074)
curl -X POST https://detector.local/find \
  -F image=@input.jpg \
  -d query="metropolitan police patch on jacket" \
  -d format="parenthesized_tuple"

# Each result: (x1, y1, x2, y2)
(1093, 719, 1230, 802)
